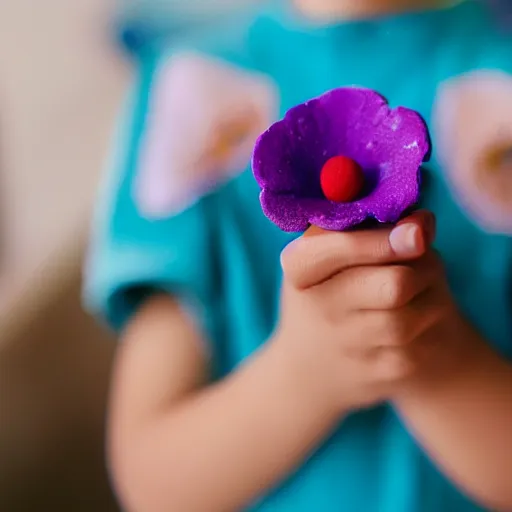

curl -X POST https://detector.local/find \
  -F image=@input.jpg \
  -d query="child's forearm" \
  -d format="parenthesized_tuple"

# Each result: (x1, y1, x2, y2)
(394, 334, 512, 511)
(122, 342, 342, 512)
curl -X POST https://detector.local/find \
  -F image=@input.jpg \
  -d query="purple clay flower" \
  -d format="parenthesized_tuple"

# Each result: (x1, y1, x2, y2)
(252, 87, 431, 232)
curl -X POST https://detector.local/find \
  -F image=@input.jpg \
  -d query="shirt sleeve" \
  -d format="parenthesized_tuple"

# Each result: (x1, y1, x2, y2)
(83, 56, 219, 335)
(83, 40, 276, 337)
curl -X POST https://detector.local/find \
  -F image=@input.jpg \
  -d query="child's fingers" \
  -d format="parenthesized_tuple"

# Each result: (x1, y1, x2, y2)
(396, 210, 437, 245)
(281, 210, 434, 289)
(322, 253, 441, 312)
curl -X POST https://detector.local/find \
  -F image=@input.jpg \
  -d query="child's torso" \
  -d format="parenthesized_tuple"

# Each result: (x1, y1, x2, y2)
(147, 1, 512, 509)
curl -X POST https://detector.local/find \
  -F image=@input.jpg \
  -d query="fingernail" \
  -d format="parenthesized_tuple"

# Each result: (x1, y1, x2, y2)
(389, 224, 422, 256)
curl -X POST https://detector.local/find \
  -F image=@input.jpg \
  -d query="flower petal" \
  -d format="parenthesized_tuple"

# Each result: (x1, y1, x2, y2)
(261, 190, 368, 232)
(360, 159, 422, 223)
(254, 87, 429, 231)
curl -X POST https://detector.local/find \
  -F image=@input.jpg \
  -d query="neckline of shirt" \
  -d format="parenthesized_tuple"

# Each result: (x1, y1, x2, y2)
(263, 0, 473, 35)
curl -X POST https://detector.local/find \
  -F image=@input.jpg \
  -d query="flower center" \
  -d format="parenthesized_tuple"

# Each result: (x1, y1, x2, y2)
(320, 156, 365, 203)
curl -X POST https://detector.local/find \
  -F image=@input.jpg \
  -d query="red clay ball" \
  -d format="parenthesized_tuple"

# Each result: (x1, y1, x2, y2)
(320, 156, 365, 203)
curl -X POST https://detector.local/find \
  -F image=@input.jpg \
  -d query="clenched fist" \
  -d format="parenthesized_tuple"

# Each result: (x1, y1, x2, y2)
(272, 211, 455, 414)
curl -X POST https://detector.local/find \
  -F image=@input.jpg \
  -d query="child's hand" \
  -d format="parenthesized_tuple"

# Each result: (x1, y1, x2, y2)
(272, 211, 446, 415)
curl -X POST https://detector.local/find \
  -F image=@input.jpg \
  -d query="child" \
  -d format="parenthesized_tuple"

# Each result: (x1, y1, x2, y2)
(85, 1, 512, 510)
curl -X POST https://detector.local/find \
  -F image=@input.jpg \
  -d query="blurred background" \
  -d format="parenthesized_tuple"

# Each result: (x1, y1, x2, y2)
(2, 0, 505, 510)
(0, 0, 260, 509)
(0, 0, 127, 510)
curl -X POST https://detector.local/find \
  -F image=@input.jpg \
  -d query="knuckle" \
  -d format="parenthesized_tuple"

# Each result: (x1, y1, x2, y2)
(280, 241, 308, 285)
(282, 236, 345, 288)
(280, 245, 295, 275)
(378, 267, 412, 309)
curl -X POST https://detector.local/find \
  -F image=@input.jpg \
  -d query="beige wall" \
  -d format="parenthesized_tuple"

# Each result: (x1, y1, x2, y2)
(0, 262, 118, 511)
(0, 0, 129, 313)
(0, 0, 128, 509)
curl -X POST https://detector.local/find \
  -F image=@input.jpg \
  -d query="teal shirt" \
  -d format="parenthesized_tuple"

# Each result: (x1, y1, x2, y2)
(85, 1, 512, 510)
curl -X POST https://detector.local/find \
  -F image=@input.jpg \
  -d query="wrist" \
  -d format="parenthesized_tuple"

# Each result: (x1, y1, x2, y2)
(393, 320, 491, 407)
(264, 333, 346, 423)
